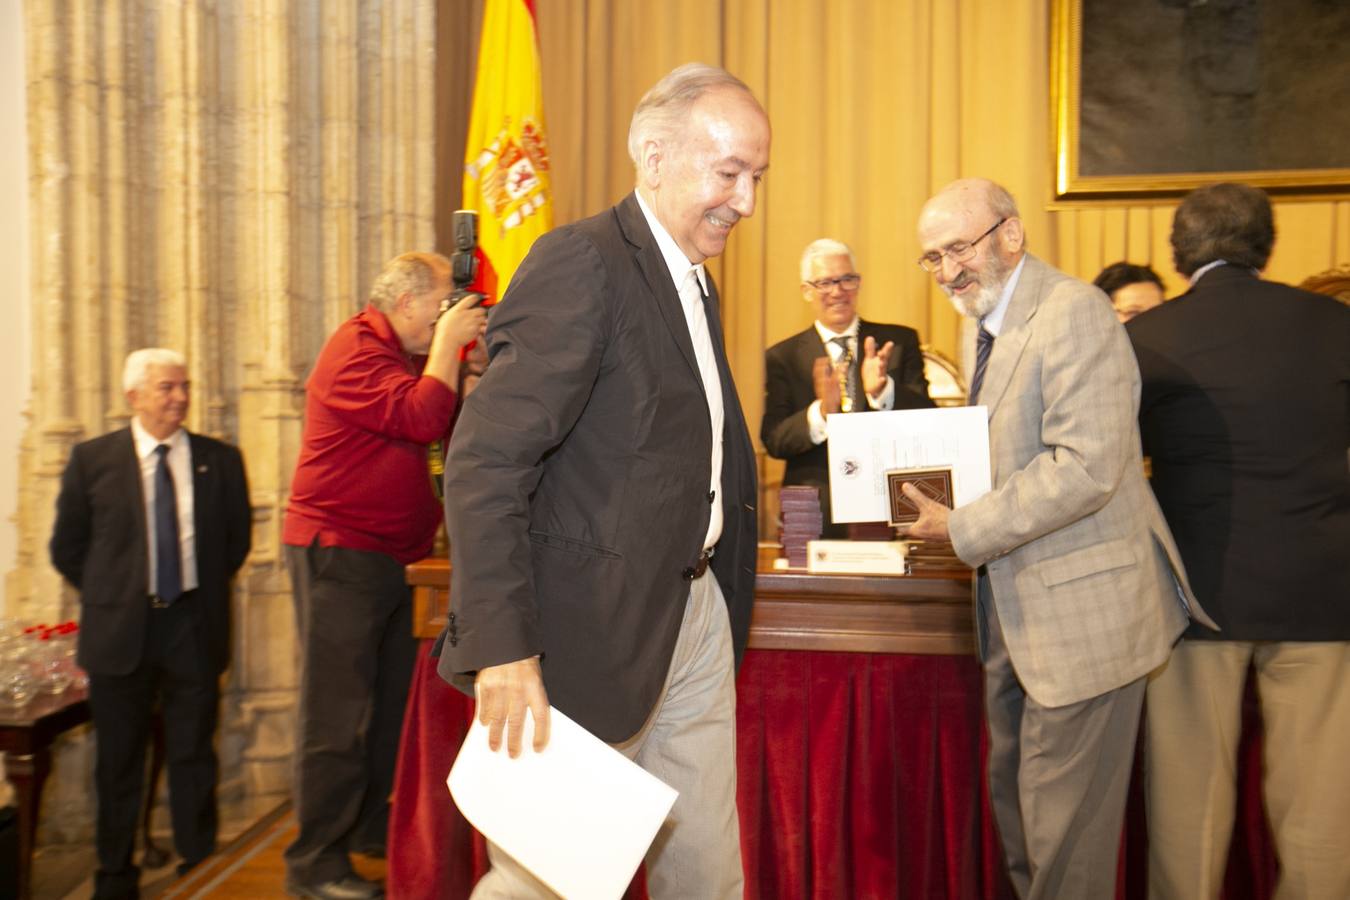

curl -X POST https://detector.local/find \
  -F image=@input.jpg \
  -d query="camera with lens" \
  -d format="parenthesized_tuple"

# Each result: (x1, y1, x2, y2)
(441, 209, 485, 319)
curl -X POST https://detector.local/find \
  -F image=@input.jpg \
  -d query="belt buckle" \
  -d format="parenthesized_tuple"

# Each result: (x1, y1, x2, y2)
(682, 549, 712, 581)
(149, 594, 171, 609)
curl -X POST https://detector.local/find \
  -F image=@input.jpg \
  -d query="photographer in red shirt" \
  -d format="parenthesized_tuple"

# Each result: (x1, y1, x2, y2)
(282, 252, 484, 900)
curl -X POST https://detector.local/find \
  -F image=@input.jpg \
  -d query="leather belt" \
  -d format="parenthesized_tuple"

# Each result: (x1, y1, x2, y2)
(682, 549, 713, 581)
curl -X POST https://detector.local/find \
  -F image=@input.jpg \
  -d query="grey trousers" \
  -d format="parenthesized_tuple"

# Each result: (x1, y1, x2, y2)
(470, 570, 743, 900)
(982, 579, 1145, 900)
(1146, 639, 1350, 900)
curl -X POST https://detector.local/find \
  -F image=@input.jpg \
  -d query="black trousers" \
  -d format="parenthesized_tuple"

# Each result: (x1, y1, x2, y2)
(88, 598, 219, 900)
(283, 541, 418, 885)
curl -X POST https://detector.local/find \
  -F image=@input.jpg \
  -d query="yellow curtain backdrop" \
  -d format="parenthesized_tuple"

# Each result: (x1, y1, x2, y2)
(438, 0, 1350, 526)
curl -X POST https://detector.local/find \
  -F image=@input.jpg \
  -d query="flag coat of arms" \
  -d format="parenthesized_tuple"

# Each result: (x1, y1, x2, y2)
(463, 0, 553, 300)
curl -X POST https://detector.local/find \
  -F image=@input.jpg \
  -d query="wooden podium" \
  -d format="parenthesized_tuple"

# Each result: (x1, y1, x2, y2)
(396, 552, 1277, 899)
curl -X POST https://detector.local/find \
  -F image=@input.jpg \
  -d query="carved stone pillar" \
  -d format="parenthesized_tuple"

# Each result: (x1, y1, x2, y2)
(12, 0, 438, 840)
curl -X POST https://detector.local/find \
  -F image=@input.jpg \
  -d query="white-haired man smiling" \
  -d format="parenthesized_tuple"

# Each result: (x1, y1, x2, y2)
(51, 347, 252, 899)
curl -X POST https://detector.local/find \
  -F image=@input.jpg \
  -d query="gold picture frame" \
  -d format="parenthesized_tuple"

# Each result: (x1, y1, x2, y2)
(1051, 0, 1350, 202)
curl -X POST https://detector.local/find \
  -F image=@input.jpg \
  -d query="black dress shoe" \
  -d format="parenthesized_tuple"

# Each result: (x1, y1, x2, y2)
(92, 866, 141, 900)
(141, 843, 172, 869)
(285, 873, 385, 900)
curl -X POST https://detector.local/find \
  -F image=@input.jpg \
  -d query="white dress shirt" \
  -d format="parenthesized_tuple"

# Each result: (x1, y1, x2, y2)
(1188, 259, 1232, 285)
(131, 419, 199, 595)
(978, 254, 1028, 339)
(635, 192, 725, 552)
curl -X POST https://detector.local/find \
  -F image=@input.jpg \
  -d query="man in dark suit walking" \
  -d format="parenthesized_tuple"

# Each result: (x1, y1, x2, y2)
(436, 62, 768, 898)
(50, 347, 252, 900)
(762, 237, 934, 535)
(1128, 182, 1350, 900)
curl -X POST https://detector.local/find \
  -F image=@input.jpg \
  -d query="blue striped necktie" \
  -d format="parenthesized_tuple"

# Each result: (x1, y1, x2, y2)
(970, 326, 995, 404)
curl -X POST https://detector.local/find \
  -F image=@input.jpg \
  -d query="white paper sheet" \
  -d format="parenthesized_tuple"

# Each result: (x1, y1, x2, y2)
(447, 704, 678, 900)
(826, 406, 992, 523)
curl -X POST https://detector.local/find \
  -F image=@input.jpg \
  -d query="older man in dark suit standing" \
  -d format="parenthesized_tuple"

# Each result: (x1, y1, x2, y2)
(1129, 182, 1350, 900)
(50, 347, 252, 900)
(437, 62, 768, 898)
(763, 237, 934, 535)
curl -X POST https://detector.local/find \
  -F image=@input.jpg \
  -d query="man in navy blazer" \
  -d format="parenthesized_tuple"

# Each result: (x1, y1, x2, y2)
(763, 237, 935, 535)
(50, 348, 251, 900)
(1129, 183, 1350, 899)
(437, 63, 768, 898)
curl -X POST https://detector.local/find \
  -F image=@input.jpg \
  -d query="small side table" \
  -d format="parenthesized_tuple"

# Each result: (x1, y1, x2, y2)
(0, 687, 90, 900)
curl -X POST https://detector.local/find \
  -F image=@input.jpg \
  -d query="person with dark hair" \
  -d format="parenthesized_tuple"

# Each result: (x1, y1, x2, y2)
(1128, 182, 1350, 899)
(436, 63, 767, 898)
(282, 252, 485, 900)
(50, 348, 252, 900)
(902, 178, 1212, 900)
(762, 237, 934, 537)
(1168, 180, 1276, 277)
(1093, 261, 1166, 323)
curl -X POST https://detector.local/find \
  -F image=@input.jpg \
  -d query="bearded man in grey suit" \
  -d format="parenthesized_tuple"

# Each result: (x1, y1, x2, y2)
(902, 178, 1215, 900)
(436, 63, 768, 899)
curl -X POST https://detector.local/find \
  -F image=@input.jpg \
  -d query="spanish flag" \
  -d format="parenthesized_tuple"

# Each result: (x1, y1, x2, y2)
(462, 0, 552, 302)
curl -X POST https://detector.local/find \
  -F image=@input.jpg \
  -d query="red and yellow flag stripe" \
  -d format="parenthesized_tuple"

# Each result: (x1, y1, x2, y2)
(462, 0, 553, 302)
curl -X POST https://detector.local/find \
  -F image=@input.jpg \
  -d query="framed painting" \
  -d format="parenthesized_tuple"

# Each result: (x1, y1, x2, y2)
(1051, 0, 1350, 201)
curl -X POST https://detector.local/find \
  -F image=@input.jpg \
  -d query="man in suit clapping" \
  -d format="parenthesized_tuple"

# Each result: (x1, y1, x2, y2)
(762, 238, 935, 536)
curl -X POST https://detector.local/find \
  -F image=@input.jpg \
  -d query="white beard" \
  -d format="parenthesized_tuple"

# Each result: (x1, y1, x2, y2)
(942, 254, 1010, 319)
(945, 280, 1002, 319)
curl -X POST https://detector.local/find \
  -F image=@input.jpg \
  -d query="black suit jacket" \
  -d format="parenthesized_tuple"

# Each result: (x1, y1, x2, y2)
(761, 321, 934, 531)
(1127, 265, 1350, 640)
(436, 192, 759, 742)
(50, 428, 253, 675)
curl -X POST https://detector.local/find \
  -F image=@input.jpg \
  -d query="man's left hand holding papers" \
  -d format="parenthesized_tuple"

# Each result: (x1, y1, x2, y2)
(475, 655, 551, 757)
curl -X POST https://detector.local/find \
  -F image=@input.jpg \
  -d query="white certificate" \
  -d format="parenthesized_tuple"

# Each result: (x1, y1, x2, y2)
(826, 406, 992, 523)
(447, 704, 678, 900)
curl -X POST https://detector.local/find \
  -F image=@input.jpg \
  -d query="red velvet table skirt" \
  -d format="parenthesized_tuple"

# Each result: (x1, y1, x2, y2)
(388, 642, 1274, 899)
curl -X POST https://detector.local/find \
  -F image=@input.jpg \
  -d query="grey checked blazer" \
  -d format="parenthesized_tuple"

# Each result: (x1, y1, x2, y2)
(948, 254, 1216, 708)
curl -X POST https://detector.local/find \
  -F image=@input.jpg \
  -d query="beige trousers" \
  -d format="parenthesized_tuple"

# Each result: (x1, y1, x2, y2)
(1146, 639, 1350, 900)
(470, 570, 743, 900)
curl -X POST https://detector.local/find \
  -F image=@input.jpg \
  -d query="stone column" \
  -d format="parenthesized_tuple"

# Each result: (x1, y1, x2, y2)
(11, 0, 438, 840)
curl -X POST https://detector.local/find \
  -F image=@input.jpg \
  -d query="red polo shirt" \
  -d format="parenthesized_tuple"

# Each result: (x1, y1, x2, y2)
(283, 304, 457, 564)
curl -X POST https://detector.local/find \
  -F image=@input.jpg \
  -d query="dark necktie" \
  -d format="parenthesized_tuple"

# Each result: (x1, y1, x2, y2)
(830, 336, 858, 413)
(970, 326, 995, 404)
(154, 444, 183, 603)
